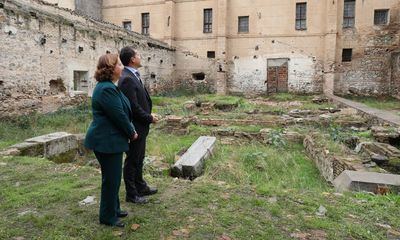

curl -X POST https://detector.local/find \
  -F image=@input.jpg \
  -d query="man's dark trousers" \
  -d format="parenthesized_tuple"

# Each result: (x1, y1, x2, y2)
(124, 134, 148, 198)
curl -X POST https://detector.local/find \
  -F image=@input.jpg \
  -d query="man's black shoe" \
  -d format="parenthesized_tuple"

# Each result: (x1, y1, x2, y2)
(117, 210, 128, 218)
(138, 187, 158, 196)
(100, 220, 125, 228)
(114, 220, 125, 228)
(126, 195, 149, 204)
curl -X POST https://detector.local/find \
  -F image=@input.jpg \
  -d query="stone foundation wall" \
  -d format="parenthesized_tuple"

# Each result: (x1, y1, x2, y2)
(303, 134, 364, 182)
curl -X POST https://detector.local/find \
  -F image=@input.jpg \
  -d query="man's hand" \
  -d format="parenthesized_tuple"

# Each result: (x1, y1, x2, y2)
(151, 114, 159, 124)
(131, 132, 139, 141)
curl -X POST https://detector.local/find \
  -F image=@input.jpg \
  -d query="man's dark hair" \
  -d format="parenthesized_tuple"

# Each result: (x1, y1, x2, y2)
(120, 46, 136, 66)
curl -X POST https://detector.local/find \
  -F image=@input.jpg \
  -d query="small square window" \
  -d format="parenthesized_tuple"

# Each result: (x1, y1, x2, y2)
(342, 49, 353, 62)
(207, 51, 215, 59)
(374, 9, 389, 25)
(238, 16, 249, 33)
(123, 21, 132, 31)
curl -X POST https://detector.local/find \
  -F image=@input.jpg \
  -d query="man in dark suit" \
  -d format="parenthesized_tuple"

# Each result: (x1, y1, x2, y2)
(118, 47, 158, 204)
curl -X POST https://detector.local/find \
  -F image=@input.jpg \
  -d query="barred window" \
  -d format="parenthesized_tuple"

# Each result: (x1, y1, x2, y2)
(296, 3, 307, 30)
(123, 21, 131, 31)
(203, 9, 212, 33)
(238, 16, 249, 33)
(142, 13, 150, 35)
(343, 0, 355, 28)
(374, 9, 389, 25)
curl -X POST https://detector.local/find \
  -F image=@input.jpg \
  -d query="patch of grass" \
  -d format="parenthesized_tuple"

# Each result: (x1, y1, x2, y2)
(204, 143, 327, 192)
(152, 96, 191, 107)
(2, 152, 399, 239)
(195, 94, 243, 106)
(0, 103, 91, 150)
(147, 130, 198, 165)
(300, 102, 336, 111)
(353, 130, 372, 139)
(343, 95, 400, 111)
(267, 93, 313, 102)
(311, 130, 345, 154)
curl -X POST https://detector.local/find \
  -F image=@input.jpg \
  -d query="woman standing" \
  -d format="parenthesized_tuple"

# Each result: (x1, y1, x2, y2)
(85, 53, 138, 228)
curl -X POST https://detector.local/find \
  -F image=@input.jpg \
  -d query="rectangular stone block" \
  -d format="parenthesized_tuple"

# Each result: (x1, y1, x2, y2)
(25, 132, 78, 158)
(333, 170, 400, 194)
(171, 136, 216, 178)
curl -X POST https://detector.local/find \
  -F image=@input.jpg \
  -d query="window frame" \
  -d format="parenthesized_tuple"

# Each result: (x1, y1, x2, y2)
(374, 9, 389, 25)
(142, 12, 150, 35)
(238, 16, 249, 33)
(295, 2, 307, 30)
(122, 21, 132, 31)
(343, 0, 356, 28)
(203, 8, 213, 33)
(207, 51, 215, 59)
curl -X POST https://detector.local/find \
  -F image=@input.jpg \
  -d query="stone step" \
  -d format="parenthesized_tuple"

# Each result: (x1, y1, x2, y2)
(171, 136, 216, 178)
(333, 170, 400, 194)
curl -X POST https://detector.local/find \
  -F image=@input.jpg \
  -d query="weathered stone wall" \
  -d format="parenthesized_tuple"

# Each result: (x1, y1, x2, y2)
(1, 0, 215, 117)
(303, 133, 365, 183)
(334, 4, 400, 96)
(227, 54, 323, 96)
(75, 0, 102, 20)
(172, 50, 219, 95)
(392, 51, 400, 99)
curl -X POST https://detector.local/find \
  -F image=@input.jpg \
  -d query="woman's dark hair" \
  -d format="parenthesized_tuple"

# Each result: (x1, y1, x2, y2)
(94, 53, 119, 82)
(120, 46, 136, 66)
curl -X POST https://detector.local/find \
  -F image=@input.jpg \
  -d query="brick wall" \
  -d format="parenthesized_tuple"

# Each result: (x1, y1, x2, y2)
(334, 5, 400, 96)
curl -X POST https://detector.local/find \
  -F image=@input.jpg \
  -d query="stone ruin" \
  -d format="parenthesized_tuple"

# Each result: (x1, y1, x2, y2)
(0, 0, 222, 118)
(1, 93, 400, 194)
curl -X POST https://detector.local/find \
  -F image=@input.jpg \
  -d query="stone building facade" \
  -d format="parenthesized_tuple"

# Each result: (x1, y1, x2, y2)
(101, 0, 400, 97)
(0, 0, 399, 118)
(0, 0, 220, 117)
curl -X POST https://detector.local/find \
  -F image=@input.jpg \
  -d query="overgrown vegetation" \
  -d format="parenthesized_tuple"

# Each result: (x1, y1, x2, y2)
(1, 94, 399, 239)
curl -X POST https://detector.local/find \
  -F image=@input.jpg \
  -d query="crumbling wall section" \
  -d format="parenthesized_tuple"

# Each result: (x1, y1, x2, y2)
(335, 6, 400, 96)
(171, 51, 219, 95)
(0, 0, 175, 117)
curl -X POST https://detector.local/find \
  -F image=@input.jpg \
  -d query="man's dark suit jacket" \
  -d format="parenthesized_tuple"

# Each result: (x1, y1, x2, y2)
(118, 68, 153, 136)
